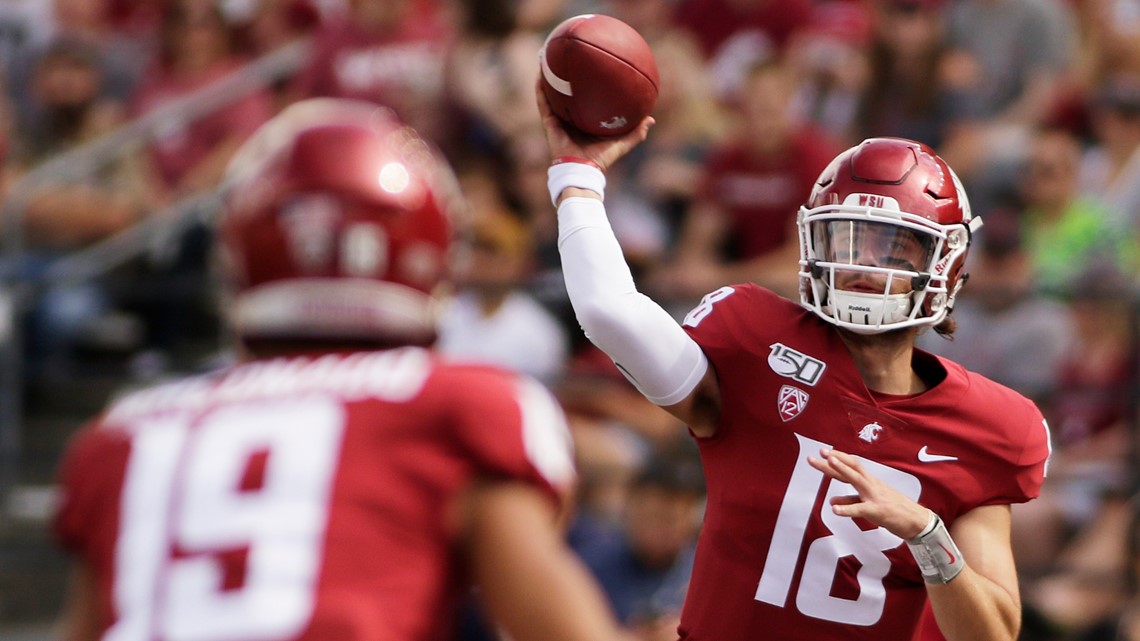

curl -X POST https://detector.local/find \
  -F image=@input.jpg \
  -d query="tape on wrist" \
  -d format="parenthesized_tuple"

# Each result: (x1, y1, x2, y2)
(552, 155, 602, 170)
(906, 512, 965, 584)
(548, 158, 605, 206)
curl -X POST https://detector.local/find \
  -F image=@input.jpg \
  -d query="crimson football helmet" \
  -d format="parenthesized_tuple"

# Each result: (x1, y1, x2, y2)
(797, 137, 982, 334)
(218, 98, 463, 346)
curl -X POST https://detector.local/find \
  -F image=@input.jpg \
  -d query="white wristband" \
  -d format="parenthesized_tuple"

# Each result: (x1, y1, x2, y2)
(906, 512, 965, 584)
(547, 161, 605, 206)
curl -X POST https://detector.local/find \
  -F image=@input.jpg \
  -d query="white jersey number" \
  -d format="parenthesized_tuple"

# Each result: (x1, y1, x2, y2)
(682, 286, 736, 328)
(754, 433, 921, 626)
(107, 398, 346, 641)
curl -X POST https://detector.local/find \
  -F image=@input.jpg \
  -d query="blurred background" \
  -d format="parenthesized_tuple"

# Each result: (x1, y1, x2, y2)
(0, 0, 1137, 640)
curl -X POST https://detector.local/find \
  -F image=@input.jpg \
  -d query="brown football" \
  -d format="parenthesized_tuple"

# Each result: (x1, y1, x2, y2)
(539, 14, 659, 137)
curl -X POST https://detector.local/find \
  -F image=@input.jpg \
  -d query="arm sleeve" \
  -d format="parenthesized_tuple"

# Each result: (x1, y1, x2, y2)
(557, 196, 708, 406)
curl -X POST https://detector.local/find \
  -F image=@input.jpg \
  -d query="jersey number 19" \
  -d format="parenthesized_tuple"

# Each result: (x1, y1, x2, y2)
(107, 397, 346, 641)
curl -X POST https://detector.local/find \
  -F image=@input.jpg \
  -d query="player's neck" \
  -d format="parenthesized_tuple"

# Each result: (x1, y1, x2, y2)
(838, 328, 926, 396)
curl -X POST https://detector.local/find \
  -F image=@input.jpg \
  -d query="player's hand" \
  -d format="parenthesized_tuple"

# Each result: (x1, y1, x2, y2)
(535, 76, 654, 172)
(807, 448, 932, 540)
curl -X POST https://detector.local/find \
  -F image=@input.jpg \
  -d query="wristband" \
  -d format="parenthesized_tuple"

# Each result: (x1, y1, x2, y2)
(548, 158, 605, 206)
(552, 155, 602, 171)
(906, 512, 965, 584)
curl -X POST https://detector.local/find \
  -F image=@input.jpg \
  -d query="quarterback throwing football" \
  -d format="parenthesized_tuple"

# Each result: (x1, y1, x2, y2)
(539, 79, 1049, 641)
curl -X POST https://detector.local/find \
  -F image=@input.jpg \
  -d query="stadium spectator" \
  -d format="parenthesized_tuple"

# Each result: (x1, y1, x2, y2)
(938, 0, 1078, 207)
(2, 36, 154, 380)
(51, 98, 633, 641)
(1017, 126, 1138, 296)
(46, 0, 149, 100)
(1020, 497, 1136, 639)
(0, 1, 55, 102)
(539, 80, 1050, 641)
(1069, 0, 1140, 88)
(670, 0, 811, 64)
(1079, 74, 1140, 232)
(1012, 262, 1135, 583)
(234, 0, 321, 57)
(576, 449, 705, 639)
(290, 0, 455, 150)
(486, 125, 582, 339)
(438, 199, 570, 384)
(652, 57, 842, 303)
(130, 1, 273, 200)
(943, 0, 1077, 127)
(8, 0, 151, 145)
(784, 0, 873, 145)
(447, 0, 544, 153)
(602, 0, 728, 254)
(108, 1, 275, 365)
(7, 36, 150, 246)
(855, 0, 954, 148)
(917, 208, 1075, 406)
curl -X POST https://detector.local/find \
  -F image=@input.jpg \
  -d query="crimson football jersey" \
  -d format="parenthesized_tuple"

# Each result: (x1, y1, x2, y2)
(676, 284, 1049, 641)
(53, 348, 575, 641)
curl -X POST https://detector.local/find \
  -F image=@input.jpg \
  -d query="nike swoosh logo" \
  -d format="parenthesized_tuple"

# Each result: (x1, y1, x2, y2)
(939, 543, 956, 565)
(918, 446, 958, 463)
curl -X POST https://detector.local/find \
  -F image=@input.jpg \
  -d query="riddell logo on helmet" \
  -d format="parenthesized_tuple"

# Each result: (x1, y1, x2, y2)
(848, 305, 872, 312)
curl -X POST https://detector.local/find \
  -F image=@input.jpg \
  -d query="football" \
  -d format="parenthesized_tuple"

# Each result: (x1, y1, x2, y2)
(539, 14, 659, 138)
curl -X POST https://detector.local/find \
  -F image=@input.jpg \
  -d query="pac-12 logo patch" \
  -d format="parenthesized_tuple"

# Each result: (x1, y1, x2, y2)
(777, 385, 809, 422)
(768, 343, 827, 386)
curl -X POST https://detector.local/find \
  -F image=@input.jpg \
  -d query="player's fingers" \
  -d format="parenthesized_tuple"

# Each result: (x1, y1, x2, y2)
(635, 116, 655, 140)
(831, 500, 866, 518)
(807, 455, 843, 480)
(826, 448, 862, 471)
(534, 76, 566, 133)
(591, 117, 655, 169)
(830, 495, 861, 507)
(822, 449, 868, 486)
(811, 449, 850, 480)
(534, 74, 549, 110)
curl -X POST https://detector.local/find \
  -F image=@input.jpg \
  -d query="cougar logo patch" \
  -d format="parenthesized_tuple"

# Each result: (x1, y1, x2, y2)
(768, 343, 827, 386)
(858, 422, 884, 443)
(778, 385, 809, 422)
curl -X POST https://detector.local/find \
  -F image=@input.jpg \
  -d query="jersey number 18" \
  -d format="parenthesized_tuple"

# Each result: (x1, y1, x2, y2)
(754, 433, 922, 626)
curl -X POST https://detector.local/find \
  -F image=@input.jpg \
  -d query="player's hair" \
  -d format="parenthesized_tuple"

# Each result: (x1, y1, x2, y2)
(932, 314, 956, 338)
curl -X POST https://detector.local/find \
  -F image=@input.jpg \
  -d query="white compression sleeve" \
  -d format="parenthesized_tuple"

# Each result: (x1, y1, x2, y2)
(557, 196, 708, 406)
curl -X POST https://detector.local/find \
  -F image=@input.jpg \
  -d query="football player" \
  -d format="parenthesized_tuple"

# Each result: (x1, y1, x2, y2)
(52, 98, 632, 641)
(538, 79, 1050, 641)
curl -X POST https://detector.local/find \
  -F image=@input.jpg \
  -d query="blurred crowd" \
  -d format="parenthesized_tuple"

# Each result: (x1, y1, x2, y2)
(0, 0, 1138, 640)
